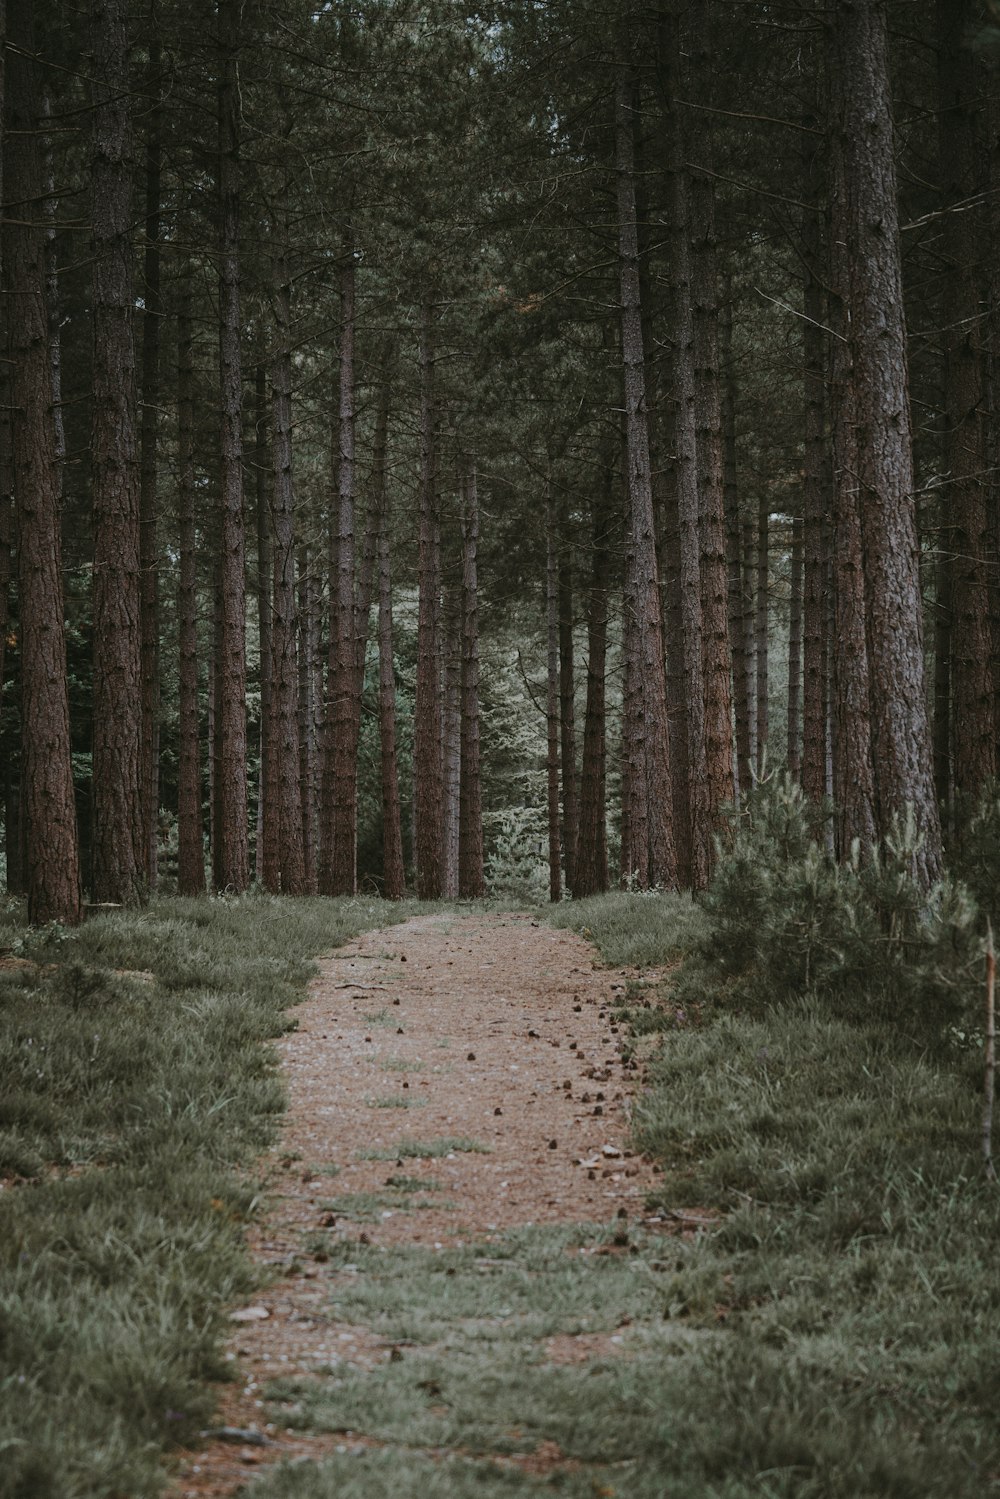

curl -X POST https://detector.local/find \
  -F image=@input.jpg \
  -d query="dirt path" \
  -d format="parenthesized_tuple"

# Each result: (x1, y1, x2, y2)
(168, 911, 686, 1496)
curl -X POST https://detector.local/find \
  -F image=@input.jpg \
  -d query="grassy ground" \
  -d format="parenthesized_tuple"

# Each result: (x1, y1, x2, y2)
(0, 893, 425, 1499)
(245, 891, 1000, 1499)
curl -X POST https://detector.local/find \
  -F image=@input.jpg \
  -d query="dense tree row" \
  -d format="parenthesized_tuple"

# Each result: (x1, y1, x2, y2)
(1, 0, 998, 922)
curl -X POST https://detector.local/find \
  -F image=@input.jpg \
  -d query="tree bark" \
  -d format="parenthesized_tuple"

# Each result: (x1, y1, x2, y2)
(572, 475, 612, 897)
(138, 26, 163, 887)
(216, 0, 250, 892)
(459, 466, 485, 898)
(832, 0, 942, 884)
(721, 283, 749, 799)
(414, 299, 443, 898)
(801, 137, 828, 808)
(254, 355, 272, 881)
(176, 279, 204, 895)
(5, 4, 81, 924)
(91, 0, 145, 906)
(787, 515, 803, 779)
(298, 546, 319, 892)
(558, 499, 578, 891)
(546, 492, 562, 902)
(374, 373, 405, 900)
(615, 60, 675, 889)
(754, 495, 769, 779)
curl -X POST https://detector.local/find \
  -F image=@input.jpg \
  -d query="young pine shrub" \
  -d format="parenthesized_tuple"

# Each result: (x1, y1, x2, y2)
(694, 775, 980, 1030)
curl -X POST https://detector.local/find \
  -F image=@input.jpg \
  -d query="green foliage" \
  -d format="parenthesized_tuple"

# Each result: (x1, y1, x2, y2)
(953, 782, 1000, 924)
(483, 805, 549, 902)
(0, 893, 424, 1499)
(692, 775, 981, 1030)
(546, 889, 708, 968)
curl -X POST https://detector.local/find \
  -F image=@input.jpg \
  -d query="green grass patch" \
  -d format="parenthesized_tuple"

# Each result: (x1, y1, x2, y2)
(0, 892, 427, 1499)
(359, 1136, 491, 1161)
(545, 889, 707, 967)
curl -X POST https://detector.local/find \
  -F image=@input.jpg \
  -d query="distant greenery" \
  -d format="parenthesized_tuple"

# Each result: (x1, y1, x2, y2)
(0, 893, 425, 1499)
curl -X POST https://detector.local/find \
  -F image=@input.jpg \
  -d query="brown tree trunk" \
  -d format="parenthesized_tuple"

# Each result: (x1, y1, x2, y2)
(374, 386, 405, 900)
(327, 248, 360, 896)
(831, 0, 941, 883)
(742, 516, 757, 774)
(176, 279, 204, 895)
(558, 499, 578, 889)
(687, 0, 735, 827)
(139, 28, 163, 887)
(414, 299, 443, 898)
(721, 283, 750, 799)
(254, 355, 271, 882)
(615, 61, 675, 889)
(801, 143, 828, 808)
(264, 221, 305, 895)
(91, 0, 145, 906)
(459, 466, 485, 899)
(6, 4, 81, 924)
(546, 492, 562, 902)
(754, 496, 769, 779)
(572, 477, 612, 897)
(938, 0, 993, 804)
(298, 546, 319, 893)
(216, 0, 250, 892)
(787, 515, 803, 779)
(441, 580, 462, 900)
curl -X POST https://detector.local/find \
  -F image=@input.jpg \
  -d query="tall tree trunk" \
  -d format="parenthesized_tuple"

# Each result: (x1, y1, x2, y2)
(139, 25, 163, 887)
(615, 60, 675, 889)
(662, 10, 709, 887)
(687, 0, 734, 826)
(721, 283, 750, 798)
(558, 498, 578, 890)
(374, 375, 405, 900)
(546, 492, 562, 902)
(254, 355, 272, 881)
(459, 466, 485, 899)
(328, 248, 360, 895)
(831, 0, 941, 884)
(91, 0, 144, 906)
(441, 580, 462, 899)
(264, 214, 305, 895)
(5, 4, 81, 924)
(573, 477, 612, 897)
(937, 0, 993, 805)
(414, 299, 443, 898)
(176, 279, 204, 895)
(754, 496, 769, 779)
(298, 546, 319, 892)
(216, 0, 250, 892)
(787, 515, 803, 779)
(801, 134, 828, 807)
(742, 515, 757, 775)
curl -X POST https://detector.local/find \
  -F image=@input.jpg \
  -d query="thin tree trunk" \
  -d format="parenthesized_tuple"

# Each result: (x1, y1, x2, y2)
(254, 355, 271, 881)
(264, 217, 305, 895)
(573, 477, 612, 897)
(721, 283, 749, 798)
(216, 0, 250, 892)
(298, 546, 319, 892)
(139, 26, 163, 887)
(801, 133, 828, 808)
(374, 379, 405, 900)
(832, 0, 942, 884)
(755, 496, 769, 779)
(441, 581, 462, 900)
(743, 516, 757, 775)
(616, 59, 675, 889)
(558, 498, 578, 890)
(5, 4, 81, 924)
(459, 465, 485, 899)
(546, 492, 562, 902)
(328, 247, 360, 895)
(176, 278, 204, 895)
(414, 298, 443, 898)
(91, 0, 145, 906)
(787, 515, 803, 779)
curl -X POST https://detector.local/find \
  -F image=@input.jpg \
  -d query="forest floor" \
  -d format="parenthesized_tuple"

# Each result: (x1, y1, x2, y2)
(167, 910, 700, 1498)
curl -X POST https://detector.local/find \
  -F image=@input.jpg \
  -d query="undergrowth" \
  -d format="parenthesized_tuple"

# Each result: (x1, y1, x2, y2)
(0, 892, 425, 1499)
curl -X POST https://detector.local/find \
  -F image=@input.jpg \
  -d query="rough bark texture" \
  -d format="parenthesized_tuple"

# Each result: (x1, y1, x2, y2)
(687, 0, 734, 825)
(754, 496, 769, 779)
(298, 547, 319, 893)
(176, 282, 204, 895)
(557, 500, 578, 891)
(138, 30, 162, 886)
(414, 300, 443, 898)
(787, 515, 803, 779)
(6, 6, 81, 924)
(937, 0, 994, 801)
(546, 494, 562, 902)
(254, 356, 272, 882)
(616, 63, 675, 889)
(441, 581, 462, 901)
(721, 284, 749, 800)
(801, 151, 828, 807)
(328, 251, 360, 895)
(573, 480, 612, 897)
(459, 468, 485, 899)
(832, 0, 942, 884)
(375, 387, 405, 900)
(264, 227, 306, 895)
(216, 0, 250, 892)
(91, 0, 145, 906)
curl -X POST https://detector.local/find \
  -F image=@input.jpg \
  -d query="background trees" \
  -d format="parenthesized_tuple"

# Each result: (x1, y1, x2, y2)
(1, 0, 998, 908)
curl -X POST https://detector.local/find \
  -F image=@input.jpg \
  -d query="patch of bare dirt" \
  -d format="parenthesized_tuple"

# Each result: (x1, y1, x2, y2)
(167, 911, 672, 1497)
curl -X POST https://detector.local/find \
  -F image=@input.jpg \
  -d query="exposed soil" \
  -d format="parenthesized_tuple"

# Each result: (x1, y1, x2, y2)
(167, 911, 684, 1497)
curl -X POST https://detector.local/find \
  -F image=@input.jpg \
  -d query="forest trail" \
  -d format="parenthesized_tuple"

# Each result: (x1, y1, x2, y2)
(169, 911, 691, 1496)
